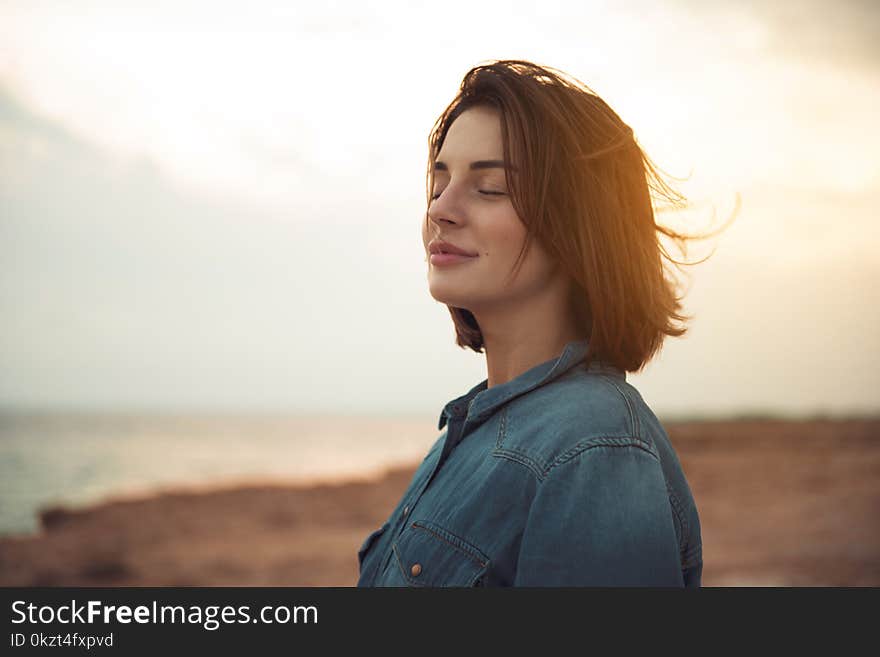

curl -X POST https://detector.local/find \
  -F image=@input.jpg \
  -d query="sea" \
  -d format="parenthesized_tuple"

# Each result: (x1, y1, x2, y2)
(0, 411, 439, 536)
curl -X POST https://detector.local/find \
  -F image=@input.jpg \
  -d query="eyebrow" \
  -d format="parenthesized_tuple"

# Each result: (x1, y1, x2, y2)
(433, 159, 516, 172)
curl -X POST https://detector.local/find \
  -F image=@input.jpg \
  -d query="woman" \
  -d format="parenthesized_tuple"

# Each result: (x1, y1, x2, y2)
(357, 59, 708, 587)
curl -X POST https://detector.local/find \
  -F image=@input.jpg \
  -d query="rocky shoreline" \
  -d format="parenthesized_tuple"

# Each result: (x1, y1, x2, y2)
(2, 419, 878, 586)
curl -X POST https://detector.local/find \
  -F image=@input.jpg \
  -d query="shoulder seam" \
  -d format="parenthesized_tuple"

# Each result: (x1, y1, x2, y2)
(666, 484, 690, 557)
(597, 374, 640, 436)
(491, 449, 545, 480)
(541, 436, 659, 480)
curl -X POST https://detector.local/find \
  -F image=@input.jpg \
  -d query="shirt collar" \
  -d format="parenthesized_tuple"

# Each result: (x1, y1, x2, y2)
(437, 338, 624, 430)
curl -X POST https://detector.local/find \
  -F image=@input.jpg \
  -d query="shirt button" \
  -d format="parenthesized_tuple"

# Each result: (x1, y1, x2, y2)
(403, 505, 409, 516)
(410, 563, 422, 577)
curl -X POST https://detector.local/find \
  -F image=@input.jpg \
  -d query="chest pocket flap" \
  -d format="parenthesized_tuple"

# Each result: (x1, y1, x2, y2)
(391, 520, 490, 587)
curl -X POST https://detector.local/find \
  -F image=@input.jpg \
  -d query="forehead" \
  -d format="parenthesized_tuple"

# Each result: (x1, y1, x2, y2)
(437, 106, 503, 162)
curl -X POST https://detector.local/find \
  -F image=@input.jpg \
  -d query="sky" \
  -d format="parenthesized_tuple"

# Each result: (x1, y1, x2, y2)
(1, 0, 878, 419)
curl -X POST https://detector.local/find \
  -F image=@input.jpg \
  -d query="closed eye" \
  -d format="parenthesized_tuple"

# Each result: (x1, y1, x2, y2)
(430, 190, 506, 200)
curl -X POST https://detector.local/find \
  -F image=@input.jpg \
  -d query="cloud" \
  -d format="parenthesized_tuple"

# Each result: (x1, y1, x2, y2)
(1, 3, 878, 416)
(0, 84, 444, 413)
(678, 0, 880, 74)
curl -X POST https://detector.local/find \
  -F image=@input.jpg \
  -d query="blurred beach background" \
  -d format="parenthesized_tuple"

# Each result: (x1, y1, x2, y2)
(1, 0, 878, 586)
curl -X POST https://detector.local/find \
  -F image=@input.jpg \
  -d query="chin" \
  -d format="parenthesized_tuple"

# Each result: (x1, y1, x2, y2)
(428, 289, 455, 306)
(427, 283, 464, 307)
(429, 286, 483, 312)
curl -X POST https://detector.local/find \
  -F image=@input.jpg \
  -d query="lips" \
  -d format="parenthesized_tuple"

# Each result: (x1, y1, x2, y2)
(428, 240, 479, 257)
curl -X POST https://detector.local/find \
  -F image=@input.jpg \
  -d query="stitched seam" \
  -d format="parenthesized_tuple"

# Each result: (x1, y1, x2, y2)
(392, 543, 426, 587)
(682, 540, 702, 564)
(494, 405, 551, 477)
(495, 406, 508, 449)
(543, 436, 659, 477)
(682, 551, 702, 569)
(412, 521, 488, 566)
(411, 521, 489, 568)
(670, 490, 690, 547)
(491, 449, 545, 481)
(666, 487, 689, 557)
(683, 543, 702, 562)
(684, 540, 702, 555)
(599, 375, 639, 437)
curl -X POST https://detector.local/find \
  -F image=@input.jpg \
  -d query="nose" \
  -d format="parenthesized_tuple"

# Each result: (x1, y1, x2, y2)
(427, 186, 462, 234)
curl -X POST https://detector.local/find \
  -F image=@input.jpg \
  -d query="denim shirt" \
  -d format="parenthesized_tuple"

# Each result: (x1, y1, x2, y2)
(356, 339, 703, 587)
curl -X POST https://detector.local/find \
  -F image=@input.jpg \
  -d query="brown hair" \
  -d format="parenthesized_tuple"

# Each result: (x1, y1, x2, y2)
(424, 59, 735, 373)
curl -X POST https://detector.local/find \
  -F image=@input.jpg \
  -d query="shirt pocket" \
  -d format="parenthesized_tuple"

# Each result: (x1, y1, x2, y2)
(358, 521, 390, 570)
(386, 520, 490, 587)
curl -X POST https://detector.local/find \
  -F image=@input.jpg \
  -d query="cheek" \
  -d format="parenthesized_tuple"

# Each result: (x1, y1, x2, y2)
(522, 243, 562, 286)
(485, 208, 528, 259)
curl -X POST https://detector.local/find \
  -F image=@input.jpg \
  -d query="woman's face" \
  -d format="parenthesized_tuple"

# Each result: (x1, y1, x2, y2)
(422, 106, 563, 313)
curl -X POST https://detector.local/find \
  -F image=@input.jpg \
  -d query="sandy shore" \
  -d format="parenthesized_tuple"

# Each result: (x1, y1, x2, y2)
(1, 418, 878, 586)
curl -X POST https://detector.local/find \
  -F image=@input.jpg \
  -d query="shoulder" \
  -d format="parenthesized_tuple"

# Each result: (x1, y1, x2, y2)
(495, 368, 661, 479)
